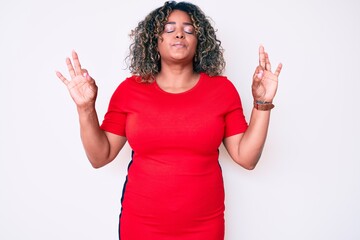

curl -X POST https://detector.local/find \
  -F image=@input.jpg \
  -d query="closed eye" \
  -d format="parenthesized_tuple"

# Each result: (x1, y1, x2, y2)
(164, 24, 175, 33)
(163, 23, 195, 34)
(184, 25, 194, 34)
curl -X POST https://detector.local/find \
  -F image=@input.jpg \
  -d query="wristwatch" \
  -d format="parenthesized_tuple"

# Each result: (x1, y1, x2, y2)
(254, 100, 275, 111)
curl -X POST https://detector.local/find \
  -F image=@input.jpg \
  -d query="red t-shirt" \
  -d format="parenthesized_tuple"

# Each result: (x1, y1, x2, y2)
(100, 72, 248, 239)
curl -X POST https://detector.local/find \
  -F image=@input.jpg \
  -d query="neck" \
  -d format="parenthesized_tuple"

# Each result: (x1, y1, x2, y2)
(155, 65, 200, 94)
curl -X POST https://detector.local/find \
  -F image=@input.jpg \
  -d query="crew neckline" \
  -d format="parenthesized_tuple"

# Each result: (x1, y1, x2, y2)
(154, 72, 204, 95)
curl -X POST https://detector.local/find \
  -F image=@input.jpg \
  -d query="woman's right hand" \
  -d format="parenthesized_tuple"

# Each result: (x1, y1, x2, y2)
(56, 51, 98, 109)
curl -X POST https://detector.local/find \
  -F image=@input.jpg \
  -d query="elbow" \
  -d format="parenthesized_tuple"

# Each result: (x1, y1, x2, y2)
(233, 159, 257, 170)
(242, 163, 257, 170)
(86, 151, 114, 169)
(90, 162, 104, 169)
(235, 154, 261, 170)
(89, 158, 110, 169)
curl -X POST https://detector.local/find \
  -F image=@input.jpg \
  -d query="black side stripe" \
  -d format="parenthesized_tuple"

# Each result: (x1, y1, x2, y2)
(118, 150, 134, 240)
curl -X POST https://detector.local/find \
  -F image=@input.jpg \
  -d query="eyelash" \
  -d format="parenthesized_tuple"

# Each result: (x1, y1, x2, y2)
(164, 27, 194, 34)
(166, 30, 193, 34)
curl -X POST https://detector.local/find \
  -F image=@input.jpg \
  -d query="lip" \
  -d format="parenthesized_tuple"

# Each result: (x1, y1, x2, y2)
(171, 42, 186, 47)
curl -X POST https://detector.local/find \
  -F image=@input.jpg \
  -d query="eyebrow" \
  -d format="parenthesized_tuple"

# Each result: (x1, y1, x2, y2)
(165, 21, 193, 26)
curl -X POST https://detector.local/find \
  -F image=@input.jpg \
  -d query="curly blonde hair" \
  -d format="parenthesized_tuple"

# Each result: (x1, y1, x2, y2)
(127, 1, 225, 82)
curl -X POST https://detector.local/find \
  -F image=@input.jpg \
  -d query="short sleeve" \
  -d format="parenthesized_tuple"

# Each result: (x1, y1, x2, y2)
(223, 80, 248, 137)
(100, 80, 128, 137)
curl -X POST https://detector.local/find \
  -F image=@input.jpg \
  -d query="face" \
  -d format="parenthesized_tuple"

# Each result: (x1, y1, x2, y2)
(157, 10, 198, 64)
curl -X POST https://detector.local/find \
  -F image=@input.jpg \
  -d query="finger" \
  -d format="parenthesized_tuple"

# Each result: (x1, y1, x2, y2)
(72, 50, 82, 76)
(55, 71, 70, 85)
(81, 68, 88, 77)
(81, 69, 93, 82)
(265, 52, 271, 71)
(66, 57, 76, 79)
(259, 45, 266, 69)
(274, 63, 283, 77)
(253, 66, 263, 83)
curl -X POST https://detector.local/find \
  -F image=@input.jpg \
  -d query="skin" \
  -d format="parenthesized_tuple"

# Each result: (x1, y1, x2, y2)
(56, 10, 282, 170)
(223, 48, 282, 169)
(155, 10, 200, 93)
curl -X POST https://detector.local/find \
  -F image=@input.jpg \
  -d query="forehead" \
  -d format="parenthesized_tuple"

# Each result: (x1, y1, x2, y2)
(167, 10, 192, 23)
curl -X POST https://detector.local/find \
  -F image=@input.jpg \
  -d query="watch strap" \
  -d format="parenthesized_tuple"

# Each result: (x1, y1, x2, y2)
(254, 100, 275, 111)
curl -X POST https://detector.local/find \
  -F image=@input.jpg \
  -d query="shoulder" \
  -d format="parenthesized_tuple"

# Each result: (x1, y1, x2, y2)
(200, 72, 237, 91)
(114, 75, 150, 92)
(118, 75, 142, 87)
(200, 73, 241, 103)
(109, 75, 143, 101)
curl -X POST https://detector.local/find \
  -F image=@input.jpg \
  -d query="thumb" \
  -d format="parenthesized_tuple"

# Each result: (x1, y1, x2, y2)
(253, 66, 264, 83)
(257, 69, 264, 79)
(82, 70, 91, 81)
(84, 72, 91, 80)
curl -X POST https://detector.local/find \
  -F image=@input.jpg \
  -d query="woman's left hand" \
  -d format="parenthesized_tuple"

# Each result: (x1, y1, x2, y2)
(252, 45, 282, 102)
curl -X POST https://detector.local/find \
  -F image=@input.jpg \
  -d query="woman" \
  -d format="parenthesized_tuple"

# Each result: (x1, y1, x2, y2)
(56, 1, 282, 239)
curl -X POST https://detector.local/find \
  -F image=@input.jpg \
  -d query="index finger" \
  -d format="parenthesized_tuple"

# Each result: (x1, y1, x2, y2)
(72, 50, 82, 76)
(259, 45, 266, 69)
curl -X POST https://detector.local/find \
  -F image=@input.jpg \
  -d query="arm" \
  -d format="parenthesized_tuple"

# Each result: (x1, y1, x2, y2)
(223, 45, 282, 170)
(77, 105, 127, 168)
(56, 51, 127, 168)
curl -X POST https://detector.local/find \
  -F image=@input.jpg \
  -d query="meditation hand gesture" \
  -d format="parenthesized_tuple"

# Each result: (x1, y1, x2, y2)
(252, 45, 282, 103)
(56, 51, 98, 109)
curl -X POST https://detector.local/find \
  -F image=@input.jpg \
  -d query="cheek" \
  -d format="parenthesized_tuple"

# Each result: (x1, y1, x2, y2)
(190, 36, 198, 46)
(157, 39, 165, 51)
(191, 39, 198, 52)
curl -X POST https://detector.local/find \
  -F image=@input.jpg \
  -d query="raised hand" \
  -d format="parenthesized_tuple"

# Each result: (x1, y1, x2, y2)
(56, 51, 98, 108)
(252, 45, 282, 103)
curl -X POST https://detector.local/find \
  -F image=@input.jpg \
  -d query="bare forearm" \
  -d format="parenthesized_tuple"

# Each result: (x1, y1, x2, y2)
(238, 108, 271, 169)
(77, 106, 111, 168)
(224, 45, 281, 170)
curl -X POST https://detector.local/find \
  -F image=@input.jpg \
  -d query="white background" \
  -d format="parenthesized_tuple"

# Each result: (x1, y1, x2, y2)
(1, 0, 359, 239)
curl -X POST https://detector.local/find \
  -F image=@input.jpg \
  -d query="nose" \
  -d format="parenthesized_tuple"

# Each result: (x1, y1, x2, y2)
(175, 32, 185, 39)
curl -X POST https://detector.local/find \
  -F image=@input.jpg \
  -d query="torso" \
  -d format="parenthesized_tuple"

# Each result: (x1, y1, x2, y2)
(101, 72, 247, 239)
